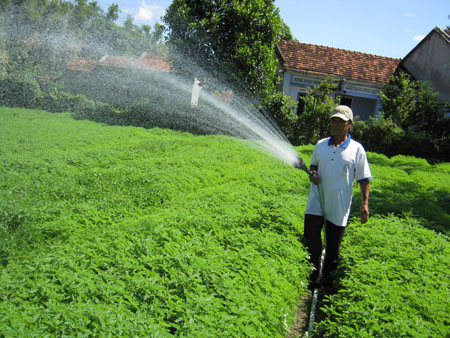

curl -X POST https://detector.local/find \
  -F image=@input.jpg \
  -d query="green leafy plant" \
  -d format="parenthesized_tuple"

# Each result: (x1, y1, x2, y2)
(315, 215, 450, 338)
(1, 107, 449, 337)
(0, 107, 310, 337)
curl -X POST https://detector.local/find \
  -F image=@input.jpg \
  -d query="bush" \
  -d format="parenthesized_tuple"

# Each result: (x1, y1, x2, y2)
(262, 91, 297, 142)
(0, 71, 42, 108)
(352, 117, 405, 156)
(39, 90, 94, 113)
(0, 71, 118, 124)
(71, 99, 119, 124)
(352, 117, 449, 162)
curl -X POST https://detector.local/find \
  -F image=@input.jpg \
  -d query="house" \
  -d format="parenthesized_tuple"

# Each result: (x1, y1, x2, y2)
(275, 40, 400, 120)
(399, 27, 450, 104)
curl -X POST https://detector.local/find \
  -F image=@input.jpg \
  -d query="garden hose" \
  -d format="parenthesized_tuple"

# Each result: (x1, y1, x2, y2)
(306, 182, 325, 338)
(293, 155, 326, 337)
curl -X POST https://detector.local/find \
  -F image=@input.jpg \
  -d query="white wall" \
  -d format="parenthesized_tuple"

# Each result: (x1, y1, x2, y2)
(402, 29, 450, 103)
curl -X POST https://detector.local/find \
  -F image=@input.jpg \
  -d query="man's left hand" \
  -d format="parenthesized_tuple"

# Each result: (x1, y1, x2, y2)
(360, 205, 369, 223)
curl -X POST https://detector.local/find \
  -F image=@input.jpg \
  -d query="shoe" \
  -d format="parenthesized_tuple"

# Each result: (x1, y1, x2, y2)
(308, 276, 320, 290)
(320, 276, 333, 287)
(308, 280, 320, 290)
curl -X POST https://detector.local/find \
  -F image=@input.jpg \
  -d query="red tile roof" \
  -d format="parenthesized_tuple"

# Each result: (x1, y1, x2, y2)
(66, 54, 171, 73)
(139, 53, 171, 72)
(66, 58, 97, 72)
(99, 55, 171, 72)
(277, 40, 401, 84)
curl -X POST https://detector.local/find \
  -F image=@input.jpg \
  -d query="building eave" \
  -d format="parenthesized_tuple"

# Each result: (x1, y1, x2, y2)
(283, 67, 388, 87)
(401, 26, 450, 66)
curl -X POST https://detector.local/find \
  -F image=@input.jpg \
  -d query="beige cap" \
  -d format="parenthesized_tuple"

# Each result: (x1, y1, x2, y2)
(331, 105, 353, 121)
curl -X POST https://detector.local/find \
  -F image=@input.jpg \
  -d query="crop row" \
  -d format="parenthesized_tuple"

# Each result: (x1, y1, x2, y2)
(1, 107, 449, 337)
(315, 214, 450, 337)
(0, 107, 310, 337)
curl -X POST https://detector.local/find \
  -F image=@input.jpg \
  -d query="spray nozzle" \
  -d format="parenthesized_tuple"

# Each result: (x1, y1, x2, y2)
(293, 156, 312, 175)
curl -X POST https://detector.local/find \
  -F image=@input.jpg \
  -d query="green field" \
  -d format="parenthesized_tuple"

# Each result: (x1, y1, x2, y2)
(1, 107, 449, 337)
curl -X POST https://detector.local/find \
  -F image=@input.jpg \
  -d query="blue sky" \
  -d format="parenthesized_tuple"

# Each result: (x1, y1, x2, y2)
(96, 0, 449, 59)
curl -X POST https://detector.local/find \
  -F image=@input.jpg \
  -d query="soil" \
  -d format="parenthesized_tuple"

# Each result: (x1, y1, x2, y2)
(287, 286, 337, 338)
(286, 293, 311, 338)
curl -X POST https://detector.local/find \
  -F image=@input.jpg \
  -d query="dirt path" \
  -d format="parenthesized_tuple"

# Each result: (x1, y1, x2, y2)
(287, 293, 311, 338)
(287, 286, 336, 338)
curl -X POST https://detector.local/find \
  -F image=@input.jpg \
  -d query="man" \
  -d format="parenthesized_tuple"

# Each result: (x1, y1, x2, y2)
(304, 105, 372, 288)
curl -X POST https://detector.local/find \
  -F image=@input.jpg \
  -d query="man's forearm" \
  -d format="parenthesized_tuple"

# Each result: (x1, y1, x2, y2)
(359, 181, 370, 223)
(360, 181, 370, 205)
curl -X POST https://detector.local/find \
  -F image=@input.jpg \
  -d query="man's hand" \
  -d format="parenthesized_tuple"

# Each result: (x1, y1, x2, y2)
(309, 170, 321, 185)
(360, 204, 369, 223)
(308, 165, 320, 185)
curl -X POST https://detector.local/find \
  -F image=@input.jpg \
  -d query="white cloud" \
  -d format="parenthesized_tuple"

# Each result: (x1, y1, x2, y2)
(122, 8, 134, 15)
(404, 12, 415, 17)
(134, 1, 165, 22)
(413, 35, 425, 41)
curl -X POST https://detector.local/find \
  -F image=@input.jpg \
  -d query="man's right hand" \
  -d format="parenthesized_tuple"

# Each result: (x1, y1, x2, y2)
(309, 170, 321, 185)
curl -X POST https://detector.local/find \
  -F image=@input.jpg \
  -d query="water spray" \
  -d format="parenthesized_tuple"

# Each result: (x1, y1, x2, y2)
(292, 155, 313, 175)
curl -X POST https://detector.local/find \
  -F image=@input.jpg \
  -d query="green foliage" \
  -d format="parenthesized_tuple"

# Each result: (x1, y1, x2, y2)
(106, 3, 119, 22)
(0, 68, 122, 125)
(0, 107, 310, 337)
(163, 0, 285, 101)
(1, 108, 450, 336)
(262, 91, 298, 140)
(1, 0, 167, 77)
(380, 72, 417, 128)
(351, 152, 450, 235)
(315, 215, 450, 338)
(0, 70, 42, 108)
(351, 117, 405, 156)
(380, 72, 443, 134)
(352, 116, 449, 162)
(373, 71, 450, 161)
(294, 78, 339, 145)
(39, 86, 95, 113)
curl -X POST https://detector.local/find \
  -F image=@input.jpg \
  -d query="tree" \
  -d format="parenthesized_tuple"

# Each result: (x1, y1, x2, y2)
(72, 0, 102, 29)
(152, 23, 164, 45)
(123, 14, 135, 31)
(380, 71, 445, 136)
(106, 3, 119, 22)
(1, 0, 168, 71)
(162, 0, 286, 100)
(295, 78, 339, 145)
(351, 71, 450, 161)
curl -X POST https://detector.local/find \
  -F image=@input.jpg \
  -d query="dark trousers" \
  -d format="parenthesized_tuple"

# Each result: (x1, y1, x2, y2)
(304, 214, 346, 282)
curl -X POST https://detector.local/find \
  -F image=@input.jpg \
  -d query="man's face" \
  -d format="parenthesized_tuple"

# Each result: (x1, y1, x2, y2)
(330, 117, 352, 137)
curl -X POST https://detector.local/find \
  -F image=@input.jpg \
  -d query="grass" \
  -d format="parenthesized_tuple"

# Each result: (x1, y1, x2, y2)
(1, 107, 449, 337)
(315, 215, 450, 337)
(0, 107, 310, 337)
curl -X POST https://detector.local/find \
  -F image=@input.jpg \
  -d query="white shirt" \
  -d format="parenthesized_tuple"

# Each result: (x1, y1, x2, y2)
(305, 135, 372, 227)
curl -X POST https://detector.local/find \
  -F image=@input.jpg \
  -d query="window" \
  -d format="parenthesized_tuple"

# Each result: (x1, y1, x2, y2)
(340, 97, 352, 107)
(297, 92, 306, 115)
